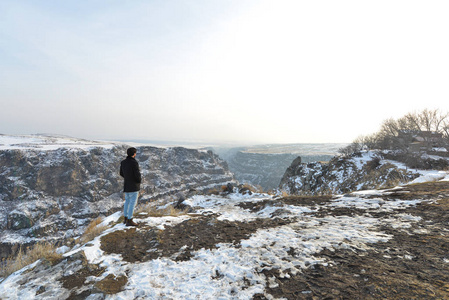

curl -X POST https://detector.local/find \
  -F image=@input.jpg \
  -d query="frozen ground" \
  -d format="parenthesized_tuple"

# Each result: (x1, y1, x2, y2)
(1, 169, 447, 299)
(0, 134, 116, 151)
(0, 139, 448, 299)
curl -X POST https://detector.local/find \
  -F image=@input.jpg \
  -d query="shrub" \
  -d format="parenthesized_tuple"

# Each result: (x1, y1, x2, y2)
(0, 242, 63, 278)
(280, 190, 290, 197)
(240, 183, 263, 194)
(78, 217, 108, 244)
(365, 157, 381, 171)
(206, 187, 221, 195)
(338, 140, 363, 158)
(353, 109, 449, 152)
(383, 151, 449, 170)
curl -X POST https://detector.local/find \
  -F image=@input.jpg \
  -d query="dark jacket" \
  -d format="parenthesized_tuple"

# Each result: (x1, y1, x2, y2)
(120, 156, 142, 192)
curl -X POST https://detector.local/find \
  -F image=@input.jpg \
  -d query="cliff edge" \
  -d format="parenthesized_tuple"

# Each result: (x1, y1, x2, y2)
(0, 135, 234, 258)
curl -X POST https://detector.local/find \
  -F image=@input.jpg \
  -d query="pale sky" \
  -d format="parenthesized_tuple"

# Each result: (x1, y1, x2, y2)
(1, 1, 449, 144)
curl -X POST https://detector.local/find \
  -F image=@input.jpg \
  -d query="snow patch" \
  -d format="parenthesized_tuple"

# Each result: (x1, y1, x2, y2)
(0, 189, 432, 299)
(0, 134, 116, 151)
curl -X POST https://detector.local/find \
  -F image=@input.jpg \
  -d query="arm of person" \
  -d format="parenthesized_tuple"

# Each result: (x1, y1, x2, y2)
(133, 161, 142, 183)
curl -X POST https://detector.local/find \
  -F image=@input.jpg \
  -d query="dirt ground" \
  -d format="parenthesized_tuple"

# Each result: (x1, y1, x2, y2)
(101, 216, 292, 263)
(87, 181, 449, 299)
(254, 183, 449, 300)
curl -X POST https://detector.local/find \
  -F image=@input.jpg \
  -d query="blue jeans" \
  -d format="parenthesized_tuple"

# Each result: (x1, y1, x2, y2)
(124, 192, 139, 219)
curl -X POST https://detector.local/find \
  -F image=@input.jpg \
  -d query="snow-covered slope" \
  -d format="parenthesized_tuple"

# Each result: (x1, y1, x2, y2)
(0, 135, 234, 258)
(0, 134, 116, 151)
(0, 176, 448, 299)
(279, 151, 449, 195)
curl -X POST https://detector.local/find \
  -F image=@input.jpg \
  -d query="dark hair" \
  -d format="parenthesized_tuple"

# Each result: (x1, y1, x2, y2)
(127, 147, 137, 157)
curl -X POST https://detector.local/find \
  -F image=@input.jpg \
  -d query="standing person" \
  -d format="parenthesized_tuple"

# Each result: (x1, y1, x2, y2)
(120, 147, 142, 227)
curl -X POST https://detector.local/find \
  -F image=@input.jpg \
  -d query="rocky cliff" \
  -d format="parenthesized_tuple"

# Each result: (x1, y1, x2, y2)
(0, 135, 234, 258)
(213, 145, 338, 191)
(279, 151, 422, 195)
(224, 151, 299, 190)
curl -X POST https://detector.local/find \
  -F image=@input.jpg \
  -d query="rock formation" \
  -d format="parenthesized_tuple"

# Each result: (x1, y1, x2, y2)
(279, 152, 420, 195)
(0, 140, 234, 258)
(214, 146, 336, 191)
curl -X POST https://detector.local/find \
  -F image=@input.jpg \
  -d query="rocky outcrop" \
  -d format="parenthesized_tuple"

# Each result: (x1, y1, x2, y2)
(280, 152, 420, 195)
(0, 143, 234, 257)
(218, 150, 333, 191)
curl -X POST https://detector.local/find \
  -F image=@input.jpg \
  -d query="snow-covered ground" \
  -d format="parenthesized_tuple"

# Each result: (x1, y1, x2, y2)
(355, 151, 449, 184)
(0, 134, 116, 151)
(0, 140, 448, 299)
(0, 180, 437, 299)
(0, 134, 224, 152)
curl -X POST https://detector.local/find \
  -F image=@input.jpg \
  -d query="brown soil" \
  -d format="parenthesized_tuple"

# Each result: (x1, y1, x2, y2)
(95, 274, 128, 294)
(100, 216, 291, 263)
(59, 252, 106, 300)
(74, 181, 449, 298)
(254, 182, 449, 299)
(237, 195, 335, 213)
(60, 254, 127, 298)
(376, 181, 449, 201)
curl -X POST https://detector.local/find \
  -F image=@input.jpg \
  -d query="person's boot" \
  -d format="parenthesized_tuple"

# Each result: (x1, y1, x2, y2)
(126, 218, 138, 227)
(123, 217, 128, 224)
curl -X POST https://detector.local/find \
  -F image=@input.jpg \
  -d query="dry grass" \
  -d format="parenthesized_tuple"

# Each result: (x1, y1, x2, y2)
(78, 217, 108, 245)
(0, 242, 63, 278)
(137, 203, 188, 217)
(95, 274, 128, 294)
(437, 197, 449, 209)
(206, 187, 221, 195)
(240, 183, 264, 193)
(281, 190, 289, 197)
(254, 184, 265, 193)
(0, 217, 109, 279)
(274, 190, 290, 197)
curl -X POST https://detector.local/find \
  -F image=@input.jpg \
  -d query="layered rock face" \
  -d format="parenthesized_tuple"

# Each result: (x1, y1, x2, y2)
(280, 152, 420, 195)
(225, 152, 298, 190)
(218, 150, 334, 191)
(0, 143, 234, 258)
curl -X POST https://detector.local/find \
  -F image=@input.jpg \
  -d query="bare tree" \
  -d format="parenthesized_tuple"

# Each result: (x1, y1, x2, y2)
(403, 112, 421, 132)
(405, 109, 448, 133)
(379, 118, 400, 137)
(409, 109, 449, 149)
(440, 118, 449, 151)
(347, 109, 449, 153)
(362, 133, 382, 149)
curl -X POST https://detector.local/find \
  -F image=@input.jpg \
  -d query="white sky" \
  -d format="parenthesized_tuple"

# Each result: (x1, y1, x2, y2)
(1, 1, 449, 144)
